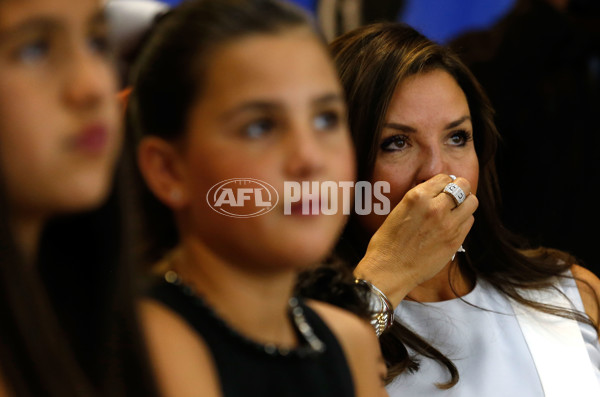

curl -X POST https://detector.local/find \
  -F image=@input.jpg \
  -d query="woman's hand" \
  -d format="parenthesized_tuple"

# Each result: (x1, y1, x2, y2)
(354, 174, 478, 306)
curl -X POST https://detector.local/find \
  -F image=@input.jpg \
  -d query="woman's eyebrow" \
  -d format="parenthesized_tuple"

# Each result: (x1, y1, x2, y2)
(444, 115, 471, 130)
(383, 115, 472, 134)
(382, 122, 416, 133)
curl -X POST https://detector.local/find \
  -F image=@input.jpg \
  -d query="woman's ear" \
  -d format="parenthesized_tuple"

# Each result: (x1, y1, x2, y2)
(137, 136, 189, 209)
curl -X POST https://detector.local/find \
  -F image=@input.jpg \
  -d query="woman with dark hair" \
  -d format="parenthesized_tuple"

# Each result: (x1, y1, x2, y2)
(0, 1, 158, 396)
(327, 22, 600, 395)
(129, 0, 387, 396)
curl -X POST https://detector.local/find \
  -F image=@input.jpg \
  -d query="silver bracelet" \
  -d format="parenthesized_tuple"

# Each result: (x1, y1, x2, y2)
(355, 278, 395, 337)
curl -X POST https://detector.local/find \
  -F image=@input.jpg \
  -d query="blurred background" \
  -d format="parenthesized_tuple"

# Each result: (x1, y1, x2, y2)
(109, 0, 600, 276)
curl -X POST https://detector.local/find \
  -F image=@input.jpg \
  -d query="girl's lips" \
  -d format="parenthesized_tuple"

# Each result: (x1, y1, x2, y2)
(73, 123, 109, 154)
(288, 199, 322, 215)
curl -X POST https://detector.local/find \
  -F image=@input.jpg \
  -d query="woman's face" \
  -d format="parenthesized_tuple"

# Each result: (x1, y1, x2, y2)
(0, 0, 120, 218)
(175, 29, 355, 270)
(360, 69, 479, 234)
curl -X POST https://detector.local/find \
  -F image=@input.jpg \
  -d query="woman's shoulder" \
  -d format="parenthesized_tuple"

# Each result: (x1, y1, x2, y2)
(570, 264, 600, 328)
(139, 299, 221, 397)
(517, 248, 599, 326)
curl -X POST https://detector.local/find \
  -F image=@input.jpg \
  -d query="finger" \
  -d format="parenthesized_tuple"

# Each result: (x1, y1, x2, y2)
(433, 177, 473, 210)
(419, 174, 472, 197)
(453, 193, 478, 218)
(418, 174, 458, 197)
(450, 214, 475, 261)
(456, 214, 475, 248)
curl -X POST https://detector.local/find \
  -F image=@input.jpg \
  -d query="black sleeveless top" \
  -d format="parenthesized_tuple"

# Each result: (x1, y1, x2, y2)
(147, 280, 356, 397)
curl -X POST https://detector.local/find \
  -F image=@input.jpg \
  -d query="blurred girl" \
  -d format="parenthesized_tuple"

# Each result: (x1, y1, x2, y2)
(0, 1, 157, 395)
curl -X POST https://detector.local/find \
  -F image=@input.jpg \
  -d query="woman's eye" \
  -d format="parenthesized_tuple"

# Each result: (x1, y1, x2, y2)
(16, 39, 49, 63)
(314, 111, 340, 131)
(243, 119, 274, 139)
(380, 135, 409, 152)
(448, 129, 473, 146)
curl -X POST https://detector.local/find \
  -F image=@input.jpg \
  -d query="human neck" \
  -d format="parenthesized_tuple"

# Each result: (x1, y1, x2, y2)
(12, 214, 44, 265)
(406, 261, 474, 302)
(169, 238, 300, 348)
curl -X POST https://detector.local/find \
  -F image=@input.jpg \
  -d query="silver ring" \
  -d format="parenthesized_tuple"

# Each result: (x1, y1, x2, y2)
(443, 182, 466, 207)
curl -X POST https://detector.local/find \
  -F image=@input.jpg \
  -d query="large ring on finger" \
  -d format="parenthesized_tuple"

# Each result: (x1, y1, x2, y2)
(443, 182, 466, 207)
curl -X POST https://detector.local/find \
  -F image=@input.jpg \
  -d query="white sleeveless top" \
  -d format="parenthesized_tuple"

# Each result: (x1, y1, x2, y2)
(387, 276, 600, 396)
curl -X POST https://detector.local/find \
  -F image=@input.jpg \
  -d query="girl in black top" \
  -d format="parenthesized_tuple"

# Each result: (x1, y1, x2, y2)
(129, 0, 387, 396)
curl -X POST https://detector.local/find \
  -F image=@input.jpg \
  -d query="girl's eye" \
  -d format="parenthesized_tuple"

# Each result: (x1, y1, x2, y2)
(380, 134, 409, 152)
(16, 39, 49, 63)
(243, 118, 274, 139)
(448, 129, 473, 146)
(87, 34, 110, 56)
(314, 111, 340, 131)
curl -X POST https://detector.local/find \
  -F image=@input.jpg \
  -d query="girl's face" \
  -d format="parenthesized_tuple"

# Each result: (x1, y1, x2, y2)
(0, 0, 120, 219)
(174, 29, 355, 271)
(360, 69, 479, 234)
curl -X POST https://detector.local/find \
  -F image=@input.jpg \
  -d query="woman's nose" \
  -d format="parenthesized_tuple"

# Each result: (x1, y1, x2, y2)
(415, 146, 446, 184)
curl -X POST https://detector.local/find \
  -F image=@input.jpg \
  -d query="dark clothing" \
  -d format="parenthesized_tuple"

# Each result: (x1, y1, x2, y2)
(147, 280, 356, 397)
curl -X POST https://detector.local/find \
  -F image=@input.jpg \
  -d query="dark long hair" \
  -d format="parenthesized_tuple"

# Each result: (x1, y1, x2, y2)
(0, 147, 158, 397)
(126, 0, 322, 266)
(328, 22, 593, 387)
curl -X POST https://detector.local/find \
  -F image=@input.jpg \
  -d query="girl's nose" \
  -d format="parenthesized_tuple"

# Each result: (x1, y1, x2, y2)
(284, 125, 326, 180)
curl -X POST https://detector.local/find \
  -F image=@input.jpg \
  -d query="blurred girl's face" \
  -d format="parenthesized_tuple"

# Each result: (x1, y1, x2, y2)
(172, 29, 355, 271)
(0, 0, 120, 219)
(360, 69, 479, 234)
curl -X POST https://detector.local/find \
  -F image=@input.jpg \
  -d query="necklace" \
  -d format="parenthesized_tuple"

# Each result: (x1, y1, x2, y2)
(163, 270, 326, 357)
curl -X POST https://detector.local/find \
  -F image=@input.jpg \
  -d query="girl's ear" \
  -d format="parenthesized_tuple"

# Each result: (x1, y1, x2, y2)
(137, 136, 190, 210)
